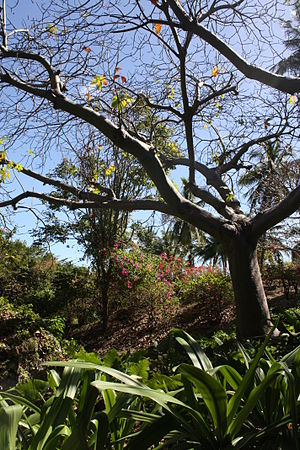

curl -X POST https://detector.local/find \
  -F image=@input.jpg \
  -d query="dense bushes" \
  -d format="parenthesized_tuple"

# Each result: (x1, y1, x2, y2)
(1, 328, 300, 449)
(0, 233, 234, 329)
(263, 262, 300, 300)
(109, 244, 233, 319)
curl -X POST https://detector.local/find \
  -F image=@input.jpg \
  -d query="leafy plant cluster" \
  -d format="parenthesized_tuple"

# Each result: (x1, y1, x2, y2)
(263, 262, 300, 300)
(1, 328, 300, 449)
(109, 244, 233, 320)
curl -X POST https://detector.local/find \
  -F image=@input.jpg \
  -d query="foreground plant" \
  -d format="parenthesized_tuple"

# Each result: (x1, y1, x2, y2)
(1, 328, 300, 449)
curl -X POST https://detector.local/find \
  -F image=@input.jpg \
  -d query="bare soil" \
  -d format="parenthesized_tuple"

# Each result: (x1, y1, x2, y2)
(71, 287, 299, 356)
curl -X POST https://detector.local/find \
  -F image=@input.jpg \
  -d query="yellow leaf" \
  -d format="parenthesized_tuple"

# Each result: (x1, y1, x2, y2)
(28, 149, 34, 156)
(155, 23, 162, 34)
(97, 145, 103, 150)
(14, 163, 23, 172)
(46, 23, 58, 37)
(204, 123, 208, 129)
(211, 67, 219, 77)
(289, 95, 296, 103)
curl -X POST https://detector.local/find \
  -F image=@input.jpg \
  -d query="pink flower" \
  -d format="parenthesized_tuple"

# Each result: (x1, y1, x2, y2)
(103, 248, 107, 253)
(122, 268, 128, 277)
(114, 242, 119, 249)
(160, 252, 167, 259)
(127, 281, 132, 289)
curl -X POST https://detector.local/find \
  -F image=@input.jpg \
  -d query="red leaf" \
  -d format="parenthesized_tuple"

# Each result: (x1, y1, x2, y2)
(113, 75, 120, 79)
(121, 76, 126, 83)
(114, 67, 122, 72)
(151, 0, 158, 4)
(83, 47, 91, 53)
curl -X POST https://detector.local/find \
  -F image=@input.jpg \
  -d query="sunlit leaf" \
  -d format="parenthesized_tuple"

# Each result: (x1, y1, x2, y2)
(46, 23, 58, 37)
(155, 23, 162, 34)
(121, 76, 127, 83)
(289, 95, 296, 103)
(14, 163, 23, 172)
(91, 75, 108, 91)
(211, 66, 219, 77)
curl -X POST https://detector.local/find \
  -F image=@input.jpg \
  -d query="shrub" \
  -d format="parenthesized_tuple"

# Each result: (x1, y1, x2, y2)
(110, 245, 233, 321)
(1, 328, 300, 449)
(263, 262, 300, 300)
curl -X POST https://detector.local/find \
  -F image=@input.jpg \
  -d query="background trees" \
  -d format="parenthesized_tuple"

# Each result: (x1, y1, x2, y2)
(0, 1, 300, 336)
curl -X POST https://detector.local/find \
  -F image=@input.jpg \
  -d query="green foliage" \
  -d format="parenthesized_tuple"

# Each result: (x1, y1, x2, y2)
(1, 328, 300, 449)
(110, 245, 233, 323)
(263, 261, 300, 300)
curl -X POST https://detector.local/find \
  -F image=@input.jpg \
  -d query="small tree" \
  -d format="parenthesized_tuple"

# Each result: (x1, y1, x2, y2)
(0, 1, 300, 336)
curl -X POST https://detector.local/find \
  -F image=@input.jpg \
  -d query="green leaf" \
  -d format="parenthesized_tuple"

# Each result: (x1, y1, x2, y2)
(0, 392, 41, 415)
(0, 404, 23, 450)
(209, 365, 242, 391)
(179, 364, 227, 440)
(43, 360, 145, 387)
(91, 380, 187, 412)
(228, 362, 283, 438)
(227, 326, 275, 427)
(172, 329, 213, 371)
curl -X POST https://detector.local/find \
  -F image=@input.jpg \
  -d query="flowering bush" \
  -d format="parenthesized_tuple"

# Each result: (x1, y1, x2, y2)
(108, 244, 233, 319)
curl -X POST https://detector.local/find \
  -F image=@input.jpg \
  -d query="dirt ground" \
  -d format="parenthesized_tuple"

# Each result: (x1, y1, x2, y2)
(71, 287, 298, 356)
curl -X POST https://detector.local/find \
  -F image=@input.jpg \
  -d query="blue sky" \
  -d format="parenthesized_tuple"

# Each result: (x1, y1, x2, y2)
(2, 1, 294, 264)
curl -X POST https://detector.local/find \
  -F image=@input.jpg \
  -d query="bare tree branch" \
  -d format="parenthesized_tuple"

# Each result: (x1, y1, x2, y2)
(168, 0, 300, 94)
(252, 184, 300, 238)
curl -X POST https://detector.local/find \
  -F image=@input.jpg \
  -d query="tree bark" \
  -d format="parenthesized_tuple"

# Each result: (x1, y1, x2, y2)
(227, 233, 276, 338)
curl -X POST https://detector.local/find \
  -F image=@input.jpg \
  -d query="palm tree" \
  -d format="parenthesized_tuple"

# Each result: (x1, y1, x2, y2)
(239, 141, 289, 213)
(195, 236, 228, 274)
(274, 1, 300, 75)
(162, 178, 206, 264)
(239, 140, 295, 268)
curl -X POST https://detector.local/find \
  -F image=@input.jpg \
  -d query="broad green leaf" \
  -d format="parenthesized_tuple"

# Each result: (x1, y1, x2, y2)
(43, 360, 144, 387)
(0, 404, 23, 450)
(209, 365, 242, 391)
(227, 325, 275, 426)
(43, 425, 71, 450)
(228, 363, 283, 437)
(179, 364, 227, 440)
(91, 380, 187, 411)
(0, 392, 41, 414)
(172, 329, 213, 371)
